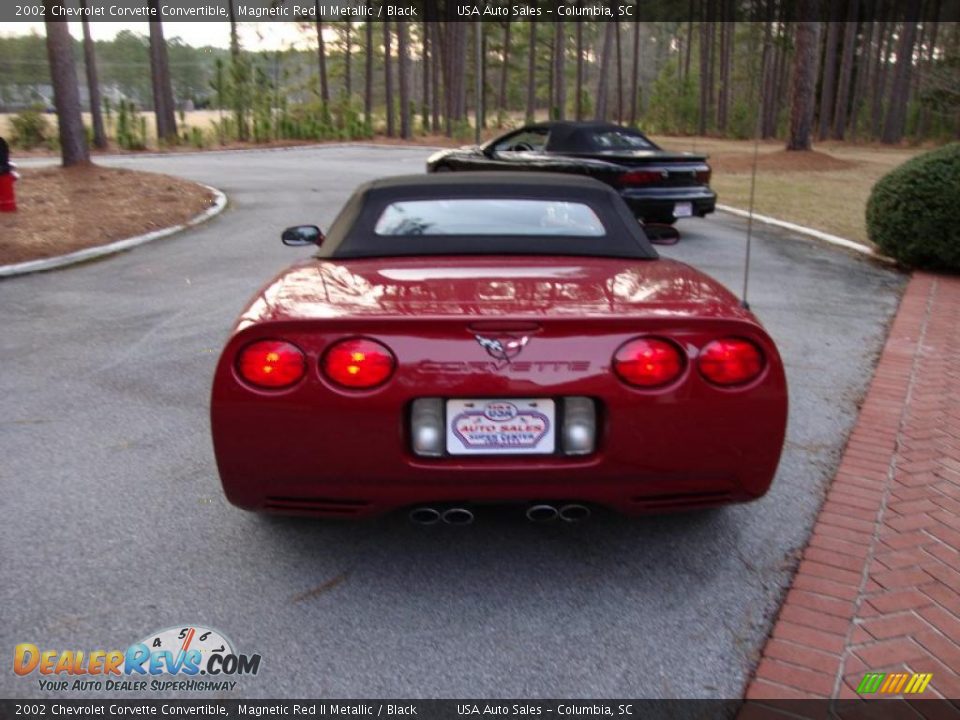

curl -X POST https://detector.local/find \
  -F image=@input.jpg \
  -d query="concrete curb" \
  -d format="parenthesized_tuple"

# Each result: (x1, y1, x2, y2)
(716, 203, 884, 259)
(0, 184, 228, 279)
(13, 141, 446, 167)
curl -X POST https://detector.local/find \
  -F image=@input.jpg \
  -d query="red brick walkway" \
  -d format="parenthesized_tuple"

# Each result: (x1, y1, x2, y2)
(744, 272, 960, 701)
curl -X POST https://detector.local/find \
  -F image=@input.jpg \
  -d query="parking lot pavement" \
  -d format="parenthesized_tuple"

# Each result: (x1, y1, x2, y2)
(745, 272, 960, 701)
(0, 146, 906, 698)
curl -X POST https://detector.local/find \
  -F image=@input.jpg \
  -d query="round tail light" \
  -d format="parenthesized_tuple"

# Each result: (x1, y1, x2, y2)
(699, 338, 765, 386)
(237, 340, 306, 389)
(613, 337, 685, 388)
(322, 338, 396, 389)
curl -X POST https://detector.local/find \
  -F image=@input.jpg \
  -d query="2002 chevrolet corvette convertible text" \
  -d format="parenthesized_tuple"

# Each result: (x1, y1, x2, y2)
(210, 173, 788, 523)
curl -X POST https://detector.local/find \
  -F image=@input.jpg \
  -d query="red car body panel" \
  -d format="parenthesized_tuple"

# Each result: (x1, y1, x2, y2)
(211, 255, 788, 518)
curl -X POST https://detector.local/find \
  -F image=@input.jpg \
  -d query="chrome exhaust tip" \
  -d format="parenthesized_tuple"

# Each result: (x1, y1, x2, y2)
(409, 507, 441, 525)
(526, 504, 559, 522)
(559, 504, 591, 522)
(441, 507, 475, 525)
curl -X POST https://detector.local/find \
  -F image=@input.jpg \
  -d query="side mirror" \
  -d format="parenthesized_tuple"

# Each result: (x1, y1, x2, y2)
(281, 225, 324, 247)
(643, 224, 680, 246)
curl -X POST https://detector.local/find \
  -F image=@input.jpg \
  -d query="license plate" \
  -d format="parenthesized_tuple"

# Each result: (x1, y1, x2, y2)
(673, 202, 693, 218)
(446, 399, 555, 455)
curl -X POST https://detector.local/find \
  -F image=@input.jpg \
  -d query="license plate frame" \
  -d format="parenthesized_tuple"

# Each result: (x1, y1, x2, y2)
(446, 398, 556, 456)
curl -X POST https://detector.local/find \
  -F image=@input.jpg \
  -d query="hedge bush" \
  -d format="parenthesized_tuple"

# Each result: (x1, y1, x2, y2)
(866, 142, 960, 270)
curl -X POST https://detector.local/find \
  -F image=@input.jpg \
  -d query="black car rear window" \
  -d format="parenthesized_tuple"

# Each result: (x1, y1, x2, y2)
(590, 130, 655, 150)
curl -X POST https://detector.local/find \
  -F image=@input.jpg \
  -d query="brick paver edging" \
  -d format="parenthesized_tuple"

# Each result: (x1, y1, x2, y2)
(744, 272, 960, 702)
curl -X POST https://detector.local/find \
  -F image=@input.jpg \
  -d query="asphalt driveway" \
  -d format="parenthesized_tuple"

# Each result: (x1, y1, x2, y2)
(0, 145, 905, 699)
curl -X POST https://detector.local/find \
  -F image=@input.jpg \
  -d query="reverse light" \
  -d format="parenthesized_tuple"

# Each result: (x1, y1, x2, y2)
(322, 337, 396, 389)
(613, 337, 685, 388)
(411, 398, 444, 457)
(236, 340, 306, 389)
(698, 338, 765, 386)
(561, 397, 596, 455)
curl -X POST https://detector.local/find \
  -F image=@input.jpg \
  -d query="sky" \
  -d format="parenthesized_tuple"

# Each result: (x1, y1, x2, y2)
(2, 21, 312, 51)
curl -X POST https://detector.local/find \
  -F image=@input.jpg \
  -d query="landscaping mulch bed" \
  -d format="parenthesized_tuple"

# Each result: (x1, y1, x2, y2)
(0, 165, 215, 265)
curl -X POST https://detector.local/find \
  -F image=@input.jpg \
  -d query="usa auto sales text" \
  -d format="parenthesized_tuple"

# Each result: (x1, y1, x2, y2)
(458, 706, 635, 717)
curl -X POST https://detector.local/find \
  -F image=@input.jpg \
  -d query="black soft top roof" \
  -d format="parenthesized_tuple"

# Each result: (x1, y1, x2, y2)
(515, 121, 659, 153)
(318, 173, 658, 261)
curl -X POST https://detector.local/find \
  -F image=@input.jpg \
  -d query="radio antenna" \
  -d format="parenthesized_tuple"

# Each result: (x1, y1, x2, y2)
(742, 129, 761, 311)
(743, 34, 771, 311)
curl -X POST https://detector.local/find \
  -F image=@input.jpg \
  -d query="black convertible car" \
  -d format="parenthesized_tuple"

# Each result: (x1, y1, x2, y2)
(426, 122, 717, 225)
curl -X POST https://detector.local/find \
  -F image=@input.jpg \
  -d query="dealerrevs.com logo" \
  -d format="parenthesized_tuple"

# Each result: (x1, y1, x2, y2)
(13, 625, 261, 693)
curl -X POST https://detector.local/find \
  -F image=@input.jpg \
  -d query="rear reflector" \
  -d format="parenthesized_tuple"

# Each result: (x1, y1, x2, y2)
(322, 337, 396, 389)
(698, 338, 764, 386)
(236, 340, 306, 389)
(613, 337, 685, 388)
(619, 170, 662, 186)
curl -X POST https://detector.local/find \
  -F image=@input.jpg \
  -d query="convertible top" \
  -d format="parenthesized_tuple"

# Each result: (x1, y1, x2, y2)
(513, 121, 660, 153)
(318, 173, 658, 261)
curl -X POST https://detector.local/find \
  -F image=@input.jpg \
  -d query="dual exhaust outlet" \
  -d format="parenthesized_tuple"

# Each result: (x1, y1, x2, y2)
(408, 503, 591, 525)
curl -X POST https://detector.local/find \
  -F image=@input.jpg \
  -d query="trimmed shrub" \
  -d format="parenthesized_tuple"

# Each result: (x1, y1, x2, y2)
(866, 143, 960, 270)
(10, 106, 50, 149)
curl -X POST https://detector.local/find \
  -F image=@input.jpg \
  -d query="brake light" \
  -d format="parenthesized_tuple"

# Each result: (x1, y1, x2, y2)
(613, 337, 685, 388)
(619, 170, 662, 186)
(322, 338, 395, 389)
(237, 340, 306, 389)
(695, 169, 711, 184)
(699, 338, 764, 386)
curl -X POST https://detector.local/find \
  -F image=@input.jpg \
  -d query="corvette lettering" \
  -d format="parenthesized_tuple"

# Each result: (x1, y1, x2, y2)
(416, 360, 591, 374)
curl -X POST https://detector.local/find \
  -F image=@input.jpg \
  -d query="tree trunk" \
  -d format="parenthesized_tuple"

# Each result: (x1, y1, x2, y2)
(526, 19, 537, 122)
(44, 1, 90, 166)
(717, 9, 733, 131)
(554, 21, 566, 120)
(498, 21, 511, 125)
(397, 21, 410, 138)
(595, 21, 615, 121)
(421, 20, 430, 130)
(614, 21, 623, 123)
(575, 21, 584, 120)
(698, 17, 709, 134)
(832, 1, 860, 139)
(871, 17, 894, 138)
(787, 20, 822, 150)
(683, 10, 693, 83)
(364, 19, 374, 127)
(228, 0, 248, 141)
(881, 18, 919, 143)
(314, 13, 329, 104)
(344, 21, 352, 99)
(384, 21, 395, 137)
(147, 9, 177, 144)
(79, 3, 106, 149)
(629, 17, 640, 125)
(430, 21, 441, 132)
(848, 18, 875, 139)
(818, 17, 840, 139)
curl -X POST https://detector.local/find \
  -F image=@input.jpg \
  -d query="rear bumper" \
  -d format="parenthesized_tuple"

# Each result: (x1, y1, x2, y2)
(620, 187, 717, 220)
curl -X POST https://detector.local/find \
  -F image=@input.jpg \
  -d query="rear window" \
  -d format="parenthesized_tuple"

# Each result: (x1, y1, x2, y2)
(590, 130, 655, 150)
(373, 199, 607, 237)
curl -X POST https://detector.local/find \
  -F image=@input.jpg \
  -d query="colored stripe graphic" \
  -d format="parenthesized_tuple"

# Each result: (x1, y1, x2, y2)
(856, 672, 933, 695)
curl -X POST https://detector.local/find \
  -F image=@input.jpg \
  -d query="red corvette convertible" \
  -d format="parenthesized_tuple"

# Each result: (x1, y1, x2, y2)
(211, 174, 787, 524)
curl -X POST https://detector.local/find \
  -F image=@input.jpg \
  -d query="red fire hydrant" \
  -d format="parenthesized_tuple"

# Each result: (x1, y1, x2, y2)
(0, 137, 17, 213)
